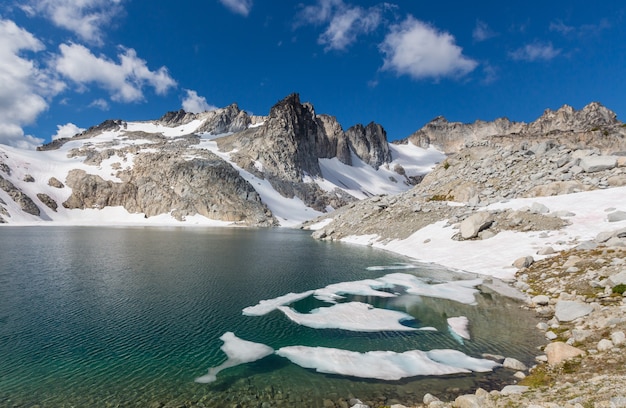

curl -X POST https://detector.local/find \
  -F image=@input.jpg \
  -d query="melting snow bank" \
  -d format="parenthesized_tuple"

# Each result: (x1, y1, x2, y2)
(342, 186, 626, 281)
(197, 333, 501, 383)
(276, 346, 500, 381)
(195, 332, 274, 383)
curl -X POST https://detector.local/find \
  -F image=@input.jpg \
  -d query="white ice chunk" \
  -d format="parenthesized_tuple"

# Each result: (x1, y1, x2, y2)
(447, 316, 470, 341)
(366, 264, 416, 271)
(242, 291, 315, 316)
(313, 279, 396, 303)
(379, 273, 481, 305)
(194, 332, 274, 383)
(276, 346, 498, 380)
(426, 349, 500, 372)
(277, 302, 419, 332)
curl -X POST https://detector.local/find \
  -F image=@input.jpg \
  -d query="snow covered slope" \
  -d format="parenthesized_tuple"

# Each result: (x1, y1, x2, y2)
(0, 100, 443, 227)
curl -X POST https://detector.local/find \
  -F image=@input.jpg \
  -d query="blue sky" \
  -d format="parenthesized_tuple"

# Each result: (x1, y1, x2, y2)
(1, 0, 624, 148)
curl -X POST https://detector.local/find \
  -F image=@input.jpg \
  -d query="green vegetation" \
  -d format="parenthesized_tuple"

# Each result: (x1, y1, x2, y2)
(442, 160, 450, 170)
(612, 283, 626, 295)
(428, 193, 454, 202)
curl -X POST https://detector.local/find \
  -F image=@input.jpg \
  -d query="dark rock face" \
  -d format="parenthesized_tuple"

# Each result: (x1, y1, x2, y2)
(345, 122, 391, 169)
(0, 175, 40, 216)
(214, 94, 391, 210)
(37, 193, 58, 212)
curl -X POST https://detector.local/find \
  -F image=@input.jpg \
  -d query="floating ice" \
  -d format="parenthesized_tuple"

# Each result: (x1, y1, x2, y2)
(277, 302, 420, 332)
(448, 316, 470, 342)
(426, 349, 500, 372)
(276, 346, 498, 380)
(243, 272, 482, 318)
(313, 279, 396, 303)
(194, 332, 274, 383)
(366, 264, 416, 271)
(378, 273, 481, 305)
(242, 291, 315, 316)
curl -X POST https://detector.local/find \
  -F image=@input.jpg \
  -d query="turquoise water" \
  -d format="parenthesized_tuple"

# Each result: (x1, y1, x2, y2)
(0, 227, 542, 407)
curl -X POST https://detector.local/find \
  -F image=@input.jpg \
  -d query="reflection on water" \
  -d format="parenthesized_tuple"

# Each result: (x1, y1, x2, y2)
(0, 226, 543, 407)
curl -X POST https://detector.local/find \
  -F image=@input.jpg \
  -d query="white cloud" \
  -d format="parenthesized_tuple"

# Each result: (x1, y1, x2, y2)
(549, 20, 575, 35)
(550, 19, 611, 38)
(472, 20, 496, 42)
(182, 90, 217, 113)
(379, 16, 478, 80)
(297, 0, 384, 51)
(0, 19, 64, 148)
(21, 0, 125, 45)
(509, 42, 561, 62)
(218, 0, 253, 17)
(89, 98, 110, 110)
(54, 43, 177, 103)
(52, 122, 85, 140)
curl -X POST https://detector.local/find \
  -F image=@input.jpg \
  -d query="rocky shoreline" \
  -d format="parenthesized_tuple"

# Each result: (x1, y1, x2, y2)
(302, 105, 626, 407)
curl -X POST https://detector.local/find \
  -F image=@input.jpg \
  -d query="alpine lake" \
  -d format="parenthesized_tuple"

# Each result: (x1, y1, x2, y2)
(0, 226, 543, 407)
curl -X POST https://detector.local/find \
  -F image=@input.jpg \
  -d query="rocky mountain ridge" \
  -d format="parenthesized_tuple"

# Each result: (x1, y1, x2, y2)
(0, 93, 427, 226)
(402, 102, 622, 154)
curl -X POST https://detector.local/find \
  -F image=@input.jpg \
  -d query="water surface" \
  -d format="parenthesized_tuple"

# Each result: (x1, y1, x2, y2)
(0, 226, 542, 407)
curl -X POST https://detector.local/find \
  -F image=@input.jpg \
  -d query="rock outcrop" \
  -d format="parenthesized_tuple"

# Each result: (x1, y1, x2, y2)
(63, 150, 276, 225)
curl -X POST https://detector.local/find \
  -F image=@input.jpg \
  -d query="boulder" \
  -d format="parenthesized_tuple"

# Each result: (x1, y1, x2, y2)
(544, 342, 584, 365)
(513, 256, 534, 269)
(607, 271, 626, 286)
(530, 202, 550, 214)
(452, 395, 481, 408)
(555, 300, 593, 322)
(503, 357, 527, 371)
(459, 212, 492, 239)
(608, 211, 626, 223)
(532, 295, 550, 306)
(597, 339, 614, 352)
(579, 156, 617, 173)
(611, 331, 626, 346)
(500, 385, 529, 396)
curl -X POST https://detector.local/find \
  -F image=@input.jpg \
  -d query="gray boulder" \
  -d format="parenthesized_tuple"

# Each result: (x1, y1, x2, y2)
(460, 212, 492, 239)
(608, 211, 626, 223)
(555, 300, 593, 322)
(513, 256, 534, 269)
(579, 156, 617, 173)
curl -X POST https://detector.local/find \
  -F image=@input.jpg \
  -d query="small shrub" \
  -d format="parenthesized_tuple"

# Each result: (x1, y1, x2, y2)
(443, 160, 450, 170)
(612, 284, 626, 295)
(428, 194, 453, 202)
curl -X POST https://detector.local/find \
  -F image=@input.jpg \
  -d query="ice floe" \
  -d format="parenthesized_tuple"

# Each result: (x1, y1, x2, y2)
(242, 291, 315, 316)
(447, 316, 470, 343)
(312, 279, 396, 303)
(426, 349, 500, 372)
(277, 302, 422, 332)
(378, 273, 481, 305)
(195, 332, 274, 383)
(365, 264, 417, 271)
(242, 272, 482, 319)
(276, 346, 500, 380)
